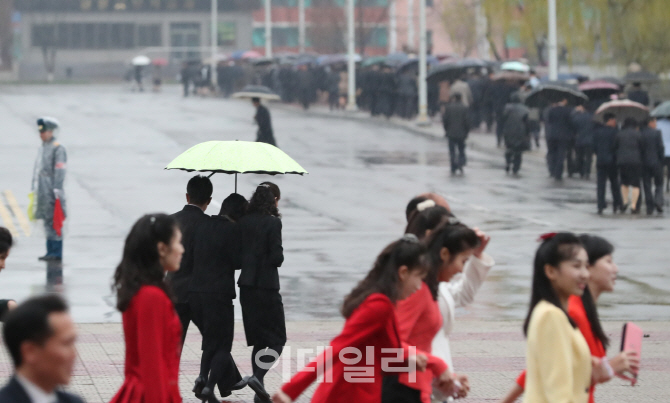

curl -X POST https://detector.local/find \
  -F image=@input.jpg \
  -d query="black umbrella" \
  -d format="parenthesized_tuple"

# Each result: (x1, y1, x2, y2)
(624, 71, 659, 84)
(232, 85, 280, 101)
(524, 82, 588, 108)
(427, 58, 490, 83)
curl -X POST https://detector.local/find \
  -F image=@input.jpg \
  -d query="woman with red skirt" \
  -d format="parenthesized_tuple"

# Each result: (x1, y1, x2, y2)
(109, 214, 185, 403)
(272, 235, 430, 403)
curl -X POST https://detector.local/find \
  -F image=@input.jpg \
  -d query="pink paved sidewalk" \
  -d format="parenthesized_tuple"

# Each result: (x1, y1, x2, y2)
(0, 320, 668, 403)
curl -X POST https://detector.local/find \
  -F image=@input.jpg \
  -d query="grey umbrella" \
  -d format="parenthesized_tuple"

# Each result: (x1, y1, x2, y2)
(232, 85, 280, 101)
(651, 101, 670, 119)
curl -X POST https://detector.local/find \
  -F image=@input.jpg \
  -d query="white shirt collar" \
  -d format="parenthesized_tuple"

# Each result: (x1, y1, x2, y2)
(15, 373, 58, 403)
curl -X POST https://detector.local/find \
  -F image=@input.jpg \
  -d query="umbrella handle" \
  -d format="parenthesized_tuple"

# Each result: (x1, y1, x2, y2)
(235, 173, 237, 193)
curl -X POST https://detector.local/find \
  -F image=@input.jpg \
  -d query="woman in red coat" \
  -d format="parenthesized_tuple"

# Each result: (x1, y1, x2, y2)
(109, 214, 185, 403)
(272, 234, 431, 403)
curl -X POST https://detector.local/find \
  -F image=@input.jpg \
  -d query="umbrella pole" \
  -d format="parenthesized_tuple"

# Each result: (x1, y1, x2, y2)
(208, 172, 215, 178)
(235, 173, 237, 193)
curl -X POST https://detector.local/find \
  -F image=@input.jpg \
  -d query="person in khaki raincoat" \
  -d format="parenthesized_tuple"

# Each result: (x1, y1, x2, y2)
(32, 117, 67, 261)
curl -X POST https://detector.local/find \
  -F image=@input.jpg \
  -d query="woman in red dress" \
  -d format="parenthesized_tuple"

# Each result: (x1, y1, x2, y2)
(272, 234, 430, 403)
(500, 234, 639, 403)
(109, 214, 185, 403)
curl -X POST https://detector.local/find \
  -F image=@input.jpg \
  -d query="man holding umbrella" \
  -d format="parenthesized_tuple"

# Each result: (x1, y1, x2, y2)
(253, 98, 277, 147)
(32, 118, 67, 261)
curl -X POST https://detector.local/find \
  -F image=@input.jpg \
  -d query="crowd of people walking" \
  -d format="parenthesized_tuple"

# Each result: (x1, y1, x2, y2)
(0, 177, 640, 403)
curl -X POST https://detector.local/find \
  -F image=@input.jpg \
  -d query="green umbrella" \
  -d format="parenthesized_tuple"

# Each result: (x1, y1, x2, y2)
(165, 141, 308, 191)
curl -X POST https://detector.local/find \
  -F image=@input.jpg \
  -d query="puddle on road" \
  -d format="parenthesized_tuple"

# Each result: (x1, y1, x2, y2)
(357, 150, 449, 166)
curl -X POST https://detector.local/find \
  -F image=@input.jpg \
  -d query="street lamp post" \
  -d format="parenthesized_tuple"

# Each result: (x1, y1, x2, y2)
(298, 0, 305, 54)
(548, 0, 558, 80)
(210, 0, 217, 86)
(408, 0, 414, 51)
(265, 0, 273, 58)
(346, 0, 357, 111)
(389, 0, 397, 54)
(416, 0, 428, 125)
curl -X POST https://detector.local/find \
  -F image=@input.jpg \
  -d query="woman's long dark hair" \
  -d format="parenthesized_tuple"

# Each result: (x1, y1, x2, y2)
(578, 234, 614, 349)
(247, 182, 280, 217)
(405, 206, 454, 238)
(341, 236, 427, 318)
(219, 193, 248, 222)
(523, 232, 583, 336)
(423, 218, 480, 300)
(112, 214, 177, 311)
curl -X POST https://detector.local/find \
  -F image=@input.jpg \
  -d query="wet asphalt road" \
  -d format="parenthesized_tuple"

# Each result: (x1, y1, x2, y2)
(0, 84, 668, 323)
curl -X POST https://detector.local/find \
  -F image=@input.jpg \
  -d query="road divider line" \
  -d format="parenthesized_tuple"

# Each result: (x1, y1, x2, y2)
(0, 194, 18, 237)
(4, 190, 31, 237)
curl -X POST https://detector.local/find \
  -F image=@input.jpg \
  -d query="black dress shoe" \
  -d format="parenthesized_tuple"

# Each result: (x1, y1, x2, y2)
(193, 376, 206, 400)
(200, 387, 220, 403)
(247, 376, 271, 403)
(38, 255, 61, 262)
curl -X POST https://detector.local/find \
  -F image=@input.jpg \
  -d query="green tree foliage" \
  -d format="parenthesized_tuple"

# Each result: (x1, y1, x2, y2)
(481, 0, 670, 72)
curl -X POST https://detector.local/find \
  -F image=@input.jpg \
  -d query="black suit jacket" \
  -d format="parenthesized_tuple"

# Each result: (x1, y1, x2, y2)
(166, 205, 209, 302)
(641, 127, 665, 168)
(0, 377, 85, 403)
(189, 215, 240, 298)
(236, 213, 284, 290)
(442, 102, 470, 141)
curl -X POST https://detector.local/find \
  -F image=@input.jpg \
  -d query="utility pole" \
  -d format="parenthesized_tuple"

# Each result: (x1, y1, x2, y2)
(417, 0, 428, 124)
(346, 0, 357, 111)
(210, 0, 217, 86)
(407, 0, 414, 51)
(265, 0, 272, 58)
(388, 0, 397, 54)
(298, 0, 305, 53)
(474, 0, 489, 59)
(548, 0, 558, 80)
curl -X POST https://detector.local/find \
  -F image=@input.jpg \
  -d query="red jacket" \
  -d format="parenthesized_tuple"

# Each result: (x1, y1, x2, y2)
(281, 293, 406, 403)
(109, 285, 182, 403)
(516, 295, 605, 403)
(395, 282, 448, 403)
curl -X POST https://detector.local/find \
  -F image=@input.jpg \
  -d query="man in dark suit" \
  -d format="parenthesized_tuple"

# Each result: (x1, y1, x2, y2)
(593, 113, 623, 214)
(189, 193, 248, 402)
(442, 93, 471, 175)
(546, 99, 575, 180)
(627, 82, 650, 107)
(166, 175, 212, 347)
(641, 117, 665, 215)
(253, 98, 277, 147)
(0, 295, 84, 403)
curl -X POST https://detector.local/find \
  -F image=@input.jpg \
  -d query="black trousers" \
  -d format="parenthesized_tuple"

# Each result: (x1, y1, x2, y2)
(505, 148, 523, 173)
(381, 376, 422, 403)
(448, 138, 466, 173)
(174, 301, 190, 347)
(596, 164, 623, 212)
(642, 165, 664, 213)
(547, 139, 569, 179)
(575, 145, 593, 178)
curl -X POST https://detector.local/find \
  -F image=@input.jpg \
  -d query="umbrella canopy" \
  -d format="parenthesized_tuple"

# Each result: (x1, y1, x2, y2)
(152, 58, 168, 67)
(232, 85, 280, 101)
(651, 101, 670, 119)
(362, 56, 387, 68)
(597, 76, 626, 88)
(396, 56, 439, 75)
(540, 73, 589, 84)
(578, 80, 620, 100)
(385, 52, 410, 68)
(132, 55, 151, 66)
(165, 141, 308, 176)
(524, 82, 588, 108)
(242, 50, 263, 60)
(501, 61, 530, 73)
(624, 71, 659, 84)
(594, 99, 649, 123)
(492, 70, 530, 82)
(427, 58, 489, 83)
(251, 57, 275, 67)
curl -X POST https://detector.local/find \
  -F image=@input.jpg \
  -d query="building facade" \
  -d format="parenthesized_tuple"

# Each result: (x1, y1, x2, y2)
(14, 0, 256, 80)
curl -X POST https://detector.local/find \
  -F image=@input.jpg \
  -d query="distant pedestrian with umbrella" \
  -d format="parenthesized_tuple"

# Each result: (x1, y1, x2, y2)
(615, 118, 644, 213)
(253, 98, 277, 147)
(238, 182, 285, 403)
(593, 113, 623, 214)
(500, 93, 531, 175)
(640, 117, 665, 215)
(627, 83, 649, 107)
(442, 93, 470, 175)
(32, 118, 67, 262)
(546, 99, 575, 181)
